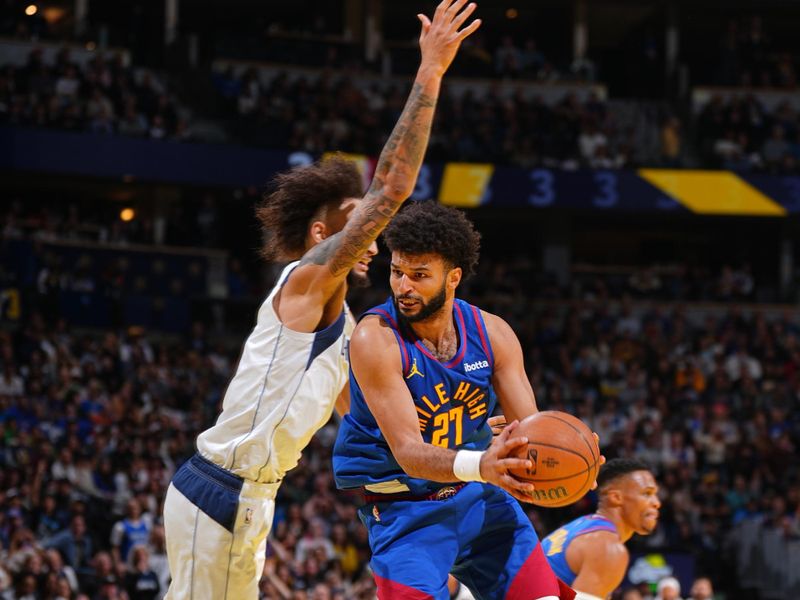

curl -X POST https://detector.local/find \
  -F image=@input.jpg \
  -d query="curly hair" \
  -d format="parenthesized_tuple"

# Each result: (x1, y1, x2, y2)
(596, 458, 652, 491)
(383, 201, 481, 278)
(255, 156, 363, 261)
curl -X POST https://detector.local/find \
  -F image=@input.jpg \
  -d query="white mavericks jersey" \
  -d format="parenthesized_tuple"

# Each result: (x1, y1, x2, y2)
(197, 261, 354, 483)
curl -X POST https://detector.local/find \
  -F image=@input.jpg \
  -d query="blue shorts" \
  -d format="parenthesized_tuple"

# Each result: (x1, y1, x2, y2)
(359, 482, 559, 600)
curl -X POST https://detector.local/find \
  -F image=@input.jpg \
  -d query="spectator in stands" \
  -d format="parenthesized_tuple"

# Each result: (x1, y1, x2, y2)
(123, 545, 160, 600)
(494, 36, 522, 77)
(44, 515, 93, 574)
(688, 577, 713, 600)
(660, 116, 683, 167)
(295, 519, 335, 565)
(110, 499, 151, 567)
(520, 38, 546, 78)
(655, 577, 682, 600)
(762, 124, 790, 171)
(0, 49, 186, 142)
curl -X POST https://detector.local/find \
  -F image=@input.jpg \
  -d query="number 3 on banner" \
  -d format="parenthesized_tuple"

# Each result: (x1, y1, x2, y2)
(529, 169, 555, 206)
(593, 171, 619, 207)
(411, 165, 433, 201)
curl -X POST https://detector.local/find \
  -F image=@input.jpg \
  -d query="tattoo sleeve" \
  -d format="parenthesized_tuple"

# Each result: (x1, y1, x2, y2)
(302, 75, 440, 277)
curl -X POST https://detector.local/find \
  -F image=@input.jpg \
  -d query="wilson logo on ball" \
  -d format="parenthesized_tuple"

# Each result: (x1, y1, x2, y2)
(530, 486, 568, 502)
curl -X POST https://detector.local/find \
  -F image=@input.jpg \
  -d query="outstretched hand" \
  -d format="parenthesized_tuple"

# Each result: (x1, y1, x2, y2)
(479, 420, 538, 503)
(418, 0, 482, 76)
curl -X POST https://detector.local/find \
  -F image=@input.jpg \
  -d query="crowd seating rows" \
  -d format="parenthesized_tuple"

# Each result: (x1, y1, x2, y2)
(2, 227, 799, 598)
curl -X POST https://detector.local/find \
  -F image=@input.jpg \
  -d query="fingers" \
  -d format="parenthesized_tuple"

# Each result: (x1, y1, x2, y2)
(432, 0, 476, 33)
(493, 457, 532, 472)
(444, 0, 469, 20)
(455, 18, 482, 42)
(487, 415, 507, 428)
(489, 414, 507, 436)
(490, 420, 521, 451)
(500, 434, 529, 456)
(497, 418, 519, 439)
(497, 473, 536, 503)
(450, 2, 477, 31)
(435, 0, 450, 17)
(417, 14, 431, 31)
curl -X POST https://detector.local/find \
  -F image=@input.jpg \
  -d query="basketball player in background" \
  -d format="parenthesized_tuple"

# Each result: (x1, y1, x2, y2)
(334, 202, 578, 599)
(541, 458, 660, 600)
(162, 2, 482, 597)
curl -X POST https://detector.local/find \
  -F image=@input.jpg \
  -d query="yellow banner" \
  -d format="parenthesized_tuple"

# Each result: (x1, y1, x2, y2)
(438, 163, 494, 208)
(639, 169, 786, 216)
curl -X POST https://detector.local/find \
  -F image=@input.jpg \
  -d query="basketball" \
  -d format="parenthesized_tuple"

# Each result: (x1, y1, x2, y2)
(509, 411, 600, 507)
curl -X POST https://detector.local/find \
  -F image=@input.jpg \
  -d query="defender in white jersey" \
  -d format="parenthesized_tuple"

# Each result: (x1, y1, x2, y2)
(162, 2, 482, 597)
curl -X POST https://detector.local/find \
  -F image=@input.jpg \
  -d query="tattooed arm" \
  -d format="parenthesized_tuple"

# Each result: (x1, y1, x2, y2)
(276, 1, 481, 333)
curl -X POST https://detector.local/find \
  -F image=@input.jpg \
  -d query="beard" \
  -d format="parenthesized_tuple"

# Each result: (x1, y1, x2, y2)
(394, 282, 447, 323)
(347, 269, 372, 289)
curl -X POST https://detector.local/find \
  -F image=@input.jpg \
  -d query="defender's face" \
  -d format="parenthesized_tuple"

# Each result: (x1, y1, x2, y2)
(390, 252, 451, 323)
(621, 470, 660, 535)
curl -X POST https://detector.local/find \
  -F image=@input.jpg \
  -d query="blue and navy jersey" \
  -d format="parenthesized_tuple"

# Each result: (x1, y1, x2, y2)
(333, 297, 497, 495)
(541, 514, 618, 585)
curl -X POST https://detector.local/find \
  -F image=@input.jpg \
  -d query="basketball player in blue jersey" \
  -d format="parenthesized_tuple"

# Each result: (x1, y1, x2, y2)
(334, 201, 577, 600)
(162, 2, 482, 597)
(541, 459, 660, 600)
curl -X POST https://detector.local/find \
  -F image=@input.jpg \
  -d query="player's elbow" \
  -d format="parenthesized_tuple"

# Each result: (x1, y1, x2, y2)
(391, 441, 422, 478)
(381, 170, 415, 201)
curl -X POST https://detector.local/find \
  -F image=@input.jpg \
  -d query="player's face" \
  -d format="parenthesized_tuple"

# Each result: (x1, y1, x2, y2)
(332, 198, 377, 287)
(390, 252, 452, 323)
(621, 470, 660, 535)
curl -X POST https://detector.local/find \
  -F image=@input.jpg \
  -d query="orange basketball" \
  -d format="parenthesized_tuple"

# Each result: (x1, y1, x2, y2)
(509, 411, 600, 507)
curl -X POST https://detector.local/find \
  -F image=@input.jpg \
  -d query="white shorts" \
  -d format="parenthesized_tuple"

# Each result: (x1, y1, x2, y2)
(163, 454, 280, 600)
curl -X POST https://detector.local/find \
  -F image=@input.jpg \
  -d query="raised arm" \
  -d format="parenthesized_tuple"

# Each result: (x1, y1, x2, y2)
(484, 311, 540, 423)
(485, 309, 606, 485)
(297, 0, 481, 286)
(351, 316, 536, 503)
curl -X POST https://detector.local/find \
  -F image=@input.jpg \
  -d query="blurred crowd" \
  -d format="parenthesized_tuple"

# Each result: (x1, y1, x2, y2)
(5, 32, 800, 173)
(0, 310, 376, 599)
(696, 94, 800, 174)
(2, 219, 800, 598)
(214, 67, 653, 169)
(0, 48, 189, 141)
(712, 16, 798, 89)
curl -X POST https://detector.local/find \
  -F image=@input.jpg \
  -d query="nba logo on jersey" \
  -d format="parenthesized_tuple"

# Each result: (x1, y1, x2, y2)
(244, 508, 253, 525)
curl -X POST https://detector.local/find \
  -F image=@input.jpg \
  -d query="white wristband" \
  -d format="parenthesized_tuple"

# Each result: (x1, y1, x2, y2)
(453, 450, 485, 483)
(574, 592, 603, 600)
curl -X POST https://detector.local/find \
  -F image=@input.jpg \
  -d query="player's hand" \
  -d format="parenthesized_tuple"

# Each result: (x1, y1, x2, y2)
(589, 432, 606, 490)
(479, 420, 538, 503)
(488, 414, 507, 436)
(417, 0, 482, 77)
